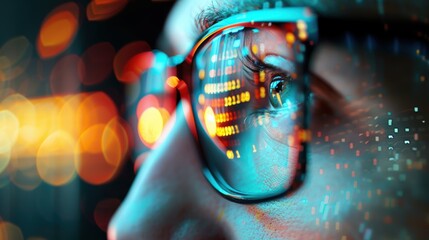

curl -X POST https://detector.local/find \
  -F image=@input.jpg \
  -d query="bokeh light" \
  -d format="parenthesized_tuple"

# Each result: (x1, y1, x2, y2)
(166, 76, 179, 88)
(37, 2, 79, 59)
(101, 124, 122, 167)
(0, 110, 19, 173)
(36, 131, 76, 186)
(0, 91, 129, 188)
(102, 117, 130, 167)
(0, 221, 24, 240)
(0, 1, 190, 239)
(113, 41, 150, 83)
(136, 94, 159, 118)
(79, 42, 116, 86)
(138, 107, 163, 146)
(9, 153, 42, 191)
(93, 198, 121, 232)
(58, 94, 86, 138)
(158, 108, 171, 127)
(75, 124, 122, 185)
(87, 0, 129, 21)
(32, 97, 65, 149)
(135, 94, 175, 148)
(4, 95, 37, 151)
(120, 51, 155, 84)
(76, 92, 117, 134)
(50, 54, 82, 94)
(0, 36, 32, 82)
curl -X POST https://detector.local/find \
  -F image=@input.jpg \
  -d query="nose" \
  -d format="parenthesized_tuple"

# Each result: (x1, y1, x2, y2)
(108, 100, 233, 240)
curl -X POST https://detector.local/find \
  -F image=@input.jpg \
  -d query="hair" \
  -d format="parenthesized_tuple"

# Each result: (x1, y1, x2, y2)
(195, 0, 289, 32)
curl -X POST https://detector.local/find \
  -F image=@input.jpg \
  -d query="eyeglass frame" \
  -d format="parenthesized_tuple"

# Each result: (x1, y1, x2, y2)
(168, 7, 318, 203)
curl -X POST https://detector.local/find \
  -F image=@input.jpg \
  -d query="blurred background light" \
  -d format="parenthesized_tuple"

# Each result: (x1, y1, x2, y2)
(0, 221, 24, 240)
(87, 0, 129, 21)
(102, 117, 130, 167)
(120, 51, 155, 84)
(113, 41, 150, 83)
(138, 107, 164, 147)
(76, 92, 117, 134)
(50, 54, 82, 94)
(0, 92, 130, 187)
(135, 94, 175, 149)
(0, 110, 18, 176)
(75, 124, 121, 185)
(36, 2, 79, 59)
(36, 130, 76, 186)
(136, 94, 159, 118)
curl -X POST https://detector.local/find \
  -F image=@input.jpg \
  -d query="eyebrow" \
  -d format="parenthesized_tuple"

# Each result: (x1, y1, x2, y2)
(263, 55, 296, 73)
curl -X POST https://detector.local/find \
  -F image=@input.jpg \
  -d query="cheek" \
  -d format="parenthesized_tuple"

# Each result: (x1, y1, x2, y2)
(218, 119, 375, 239)
(217, 148, 362, 239)
(207, 99, 427, 239)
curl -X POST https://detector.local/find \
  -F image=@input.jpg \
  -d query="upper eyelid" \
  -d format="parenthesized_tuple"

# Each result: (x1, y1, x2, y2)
(262, 55, 296, 73)
(251, 59, 292, 77)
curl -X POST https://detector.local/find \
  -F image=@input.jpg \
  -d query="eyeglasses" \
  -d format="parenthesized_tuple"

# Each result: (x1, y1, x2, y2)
(148, 7, 318, 203)
(136, 5, 429, 204)
(170, 7, 318, 202)
(172, 7, 317, 202)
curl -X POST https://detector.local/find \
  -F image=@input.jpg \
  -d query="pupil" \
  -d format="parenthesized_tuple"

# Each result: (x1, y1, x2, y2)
(275, 81, 283, 93)
(271, 79, 285, 95)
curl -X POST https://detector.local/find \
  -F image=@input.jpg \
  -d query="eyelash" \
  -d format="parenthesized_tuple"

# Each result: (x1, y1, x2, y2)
(240, 51, 291, 86)
(236, 43, 339, 124)
(240, 56, 339, 121)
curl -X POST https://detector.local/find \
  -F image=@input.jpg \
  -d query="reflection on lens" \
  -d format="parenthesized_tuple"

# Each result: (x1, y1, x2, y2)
(192, 23, 312, 198)
(204, 106, 217, 137)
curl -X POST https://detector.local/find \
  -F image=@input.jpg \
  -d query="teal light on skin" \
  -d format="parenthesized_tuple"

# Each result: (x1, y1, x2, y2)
(263, 55, 296, 74)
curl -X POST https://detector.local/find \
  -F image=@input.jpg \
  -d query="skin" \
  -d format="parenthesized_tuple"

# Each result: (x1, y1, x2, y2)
(109, 1, 429, 239)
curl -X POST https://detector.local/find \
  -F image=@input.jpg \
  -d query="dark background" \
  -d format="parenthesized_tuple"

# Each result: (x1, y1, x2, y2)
(0, 1, 174, 239)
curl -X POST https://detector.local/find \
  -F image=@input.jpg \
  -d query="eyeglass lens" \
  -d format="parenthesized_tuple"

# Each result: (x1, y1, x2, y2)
(192, 23, 310, 197)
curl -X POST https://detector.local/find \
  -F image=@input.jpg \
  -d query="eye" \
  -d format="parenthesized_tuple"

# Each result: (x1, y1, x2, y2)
(268, 74, 292, 108)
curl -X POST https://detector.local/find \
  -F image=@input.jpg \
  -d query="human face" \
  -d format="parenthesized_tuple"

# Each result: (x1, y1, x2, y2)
(108, 1, 429, 239)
